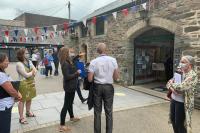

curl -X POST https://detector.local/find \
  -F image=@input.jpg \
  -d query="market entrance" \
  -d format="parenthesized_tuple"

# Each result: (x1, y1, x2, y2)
(133, 27, 174, 84)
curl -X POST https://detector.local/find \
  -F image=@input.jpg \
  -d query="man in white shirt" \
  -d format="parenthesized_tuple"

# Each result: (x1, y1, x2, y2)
(88, 43, 119, 133)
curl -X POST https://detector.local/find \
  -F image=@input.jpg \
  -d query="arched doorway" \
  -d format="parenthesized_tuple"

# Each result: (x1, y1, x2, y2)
(126, 17, 182, 85)
(134, 28, 174, 84)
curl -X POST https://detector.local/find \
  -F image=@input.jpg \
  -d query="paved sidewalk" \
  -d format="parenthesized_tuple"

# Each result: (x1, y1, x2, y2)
(25, 103, 200, 133)
(11, 85, 166, 133)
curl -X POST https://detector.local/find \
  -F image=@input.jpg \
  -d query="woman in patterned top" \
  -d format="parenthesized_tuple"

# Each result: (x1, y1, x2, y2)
(167, 55, 198, 133)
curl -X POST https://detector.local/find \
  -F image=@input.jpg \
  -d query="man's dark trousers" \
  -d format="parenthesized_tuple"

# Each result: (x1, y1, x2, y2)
(94, 84, 114, 133)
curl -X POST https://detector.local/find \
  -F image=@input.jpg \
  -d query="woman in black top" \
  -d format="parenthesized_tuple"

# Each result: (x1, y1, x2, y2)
(58, 47, 81, 132)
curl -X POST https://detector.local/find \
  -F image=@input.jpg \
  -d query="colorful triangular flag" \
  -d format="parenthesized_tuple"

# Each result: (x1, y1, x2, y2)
(24, 29, 28, 36)
(112, 12, 117, 20)
(53, 25, 57, 32)
(142, 3, 147, 10)
(14, 30, 19, 36)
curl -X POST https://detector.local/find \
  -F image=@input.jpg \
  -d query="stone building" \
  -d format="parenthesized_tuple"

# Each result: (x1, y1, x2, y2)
(64, 0, 200, 86)
(64, 0, 200, 107)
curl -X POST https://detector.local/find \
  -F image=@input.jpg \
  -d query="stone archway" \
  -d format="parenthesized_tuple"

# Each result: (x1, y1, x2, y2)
(126, 17, 181, 39)
(125, 17, 183, 85)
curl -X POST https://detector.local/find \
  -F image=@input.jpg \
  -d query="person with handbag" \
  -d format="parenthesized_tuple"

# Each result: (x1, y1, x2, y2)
(58, 47, 81, 132)
(0, 53, 22, 133)
(16, 48, 37, 124)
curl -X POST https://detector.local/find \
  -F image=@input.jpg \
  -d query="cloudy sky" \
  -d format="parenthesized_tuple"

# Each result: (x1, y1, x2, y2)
(0, 0, 116, 20)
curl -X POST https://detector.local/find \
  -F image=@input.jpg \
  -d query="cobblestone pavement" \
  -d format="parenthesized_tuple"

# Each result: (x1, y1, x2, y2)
(25, 103, 200, 133)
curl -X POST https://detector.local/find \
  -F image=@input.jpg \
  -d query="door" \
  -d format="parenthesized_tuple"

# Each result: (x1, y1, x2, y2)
(134, 46, 156, 84)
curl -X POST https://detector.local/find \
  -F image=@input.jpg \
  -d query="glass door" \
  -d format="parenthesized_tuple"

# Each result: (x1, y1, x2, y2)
(134, 47, 156, 84)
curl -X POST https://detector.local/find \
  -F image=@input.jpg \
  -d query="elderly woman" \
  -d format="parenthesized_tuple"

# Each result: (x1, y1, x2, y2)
(58, 47, 80, 132)
(0, 53, 22, 133)
(16, 48, 37, 124)
(167, 55, 198, 133)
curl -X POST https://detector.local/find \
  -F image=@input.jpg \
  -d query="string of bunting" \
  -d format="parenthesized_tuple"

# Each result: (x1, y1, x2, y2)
(0, 0, 149, 44)
(0, 21, 73, 44)
(81, 1, 148, 26)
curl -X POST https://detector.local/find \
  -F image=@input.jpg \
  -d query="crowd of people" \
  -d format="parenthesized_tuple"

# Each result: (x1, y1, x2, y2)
(0, 42, 198, 133)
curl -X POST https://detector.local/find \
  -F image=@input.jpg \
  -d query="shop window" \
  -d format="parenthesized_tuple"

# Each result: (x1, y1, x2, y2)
(96, 18, 104, 35)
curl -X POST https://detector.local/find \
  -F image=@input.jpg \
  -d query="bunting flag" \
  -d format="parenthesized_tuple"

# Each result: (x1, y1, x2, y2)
(25, 37, 28, 42)
(101, 15, 107, 21)
(34, 27, 39, 35)
(50, 32, 54, 39)
(0, 1, 147, 45)
(41, 36, 44, 42)
(131, 6, 138, 13)
(53, 25, 57, 32)
(5, 36, 9, 43)
(92, 17, 97, 24)
(14, 30, 19, 36)
(5, 31, 9, 37)
(43, 27, 48, 33)
(112, 12, 117, 20)
(82, 19, 87, 27)
(63, 22, 68, 31)
(20, 37, 23, 42)
(2, 44, 6, 48)
(24, 29, 28, 36)
(59, 31, 62, 36)
(142, 3, 147, 10)
(122, 9, 129, 16)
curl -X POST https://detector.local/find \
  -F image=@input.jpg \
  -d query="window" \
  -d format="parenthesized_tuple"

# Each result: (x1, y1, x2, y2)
(96, 17, 104, 35)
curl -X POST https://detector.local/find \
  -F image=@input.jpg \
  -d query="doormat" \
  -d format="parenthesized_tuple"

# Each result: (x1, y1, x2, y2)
(150, 86, 168, 93)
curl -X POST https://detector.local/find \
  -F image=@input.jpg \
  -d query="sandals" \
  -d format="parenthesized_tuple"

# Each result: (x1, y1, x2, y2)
(70, 117, 80, 122)
(26, 112, 36, 117)
(19, 118, 28, 124)
(59, 126, 71, 132)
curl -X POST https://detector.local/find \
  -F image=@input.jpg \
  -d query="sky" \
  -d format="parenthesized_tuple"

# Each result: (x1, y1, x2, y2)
(0, 0, 116, 21)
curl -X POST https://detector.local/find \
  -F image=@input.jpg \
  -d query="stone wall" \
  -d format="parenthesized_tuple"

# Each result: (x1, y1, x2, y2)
(63, 0, 200, 85)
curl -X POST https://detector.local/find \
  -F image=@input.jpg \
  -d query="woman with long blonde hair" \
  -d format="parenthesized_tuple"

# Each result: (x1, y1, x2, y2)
(58, 47, 81, 132)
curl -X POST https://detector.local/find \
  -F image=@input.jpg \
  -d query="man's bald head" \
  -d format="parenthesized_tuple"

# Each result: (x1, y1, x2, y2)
(97, 43, 106, 54)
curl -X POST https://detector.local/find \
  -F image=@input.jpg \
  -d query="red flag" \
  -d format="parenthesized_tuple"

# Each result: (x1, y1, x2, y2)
(20, 37, 23, 42)
(122, 9, 129, 16)
(2, 44, 6, 48)
(92, 16, 97, 24)
(63, 22, 68, 31)
(5, 31, 9, 36)
(50, 32, 54, 39)
(24, 37, 26, 42)
(34, 27, 39, 35)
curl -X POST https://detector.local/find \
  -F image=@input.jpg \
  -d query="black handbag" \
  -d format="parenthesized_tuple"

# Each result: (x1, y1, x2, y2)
(0, 81, 20, 99)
